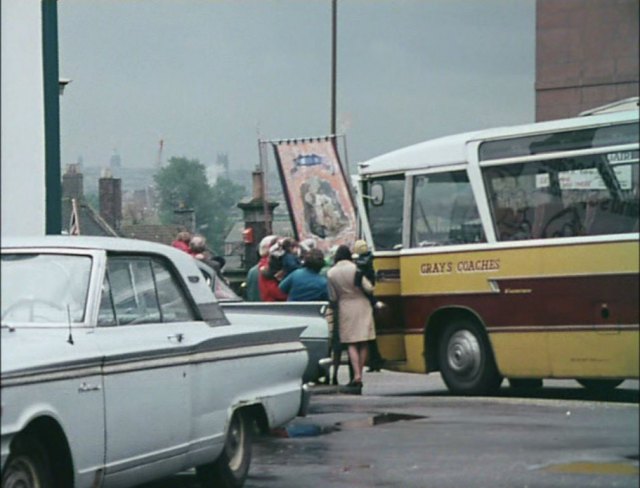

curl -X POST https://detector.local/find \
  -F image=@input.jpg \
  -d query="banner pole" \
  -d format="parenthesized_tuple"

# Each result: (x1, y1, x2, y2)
(257, 139, 272, 235)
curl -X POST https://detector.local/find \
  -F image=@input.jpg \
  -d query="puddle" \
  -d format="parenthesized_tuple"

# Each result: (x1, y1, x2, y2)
(338, 412, 427, 429)
(544, 462, 639, 476)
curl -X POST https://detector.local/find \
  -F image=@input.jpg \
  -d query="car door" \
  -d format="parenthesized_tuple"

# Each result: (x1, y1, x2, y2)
(95, 255, 195, 487)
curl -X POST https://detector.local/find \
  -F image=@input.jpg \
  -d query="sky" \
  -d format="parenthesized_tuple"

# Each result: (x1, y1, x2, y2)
(58, 0, 535, 174)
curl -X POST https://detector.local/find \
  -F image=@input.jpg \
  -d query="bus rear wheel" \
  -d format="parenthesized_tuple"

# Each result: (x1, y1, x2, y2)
(577, 379, 623, 393)
(439, 319, 502, 395)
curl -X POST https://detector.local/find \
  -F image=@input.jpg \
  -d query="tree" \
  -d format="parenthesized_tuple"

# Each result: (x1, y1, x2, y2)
(208, 176, 245, 253)
(154, 157, 245, 255)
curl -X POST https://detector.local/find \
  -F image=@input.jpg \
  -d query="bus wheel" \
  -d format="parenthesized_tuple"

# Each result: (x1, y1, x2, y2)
(576, 379, 623, 393)
(439, 319, 502, 395)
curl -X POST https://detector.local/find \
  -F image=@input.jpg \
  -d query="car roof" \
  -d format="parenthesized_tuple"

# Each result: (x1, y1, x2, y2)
(2, 236, 219, 306)
(2, 235, 175, 254)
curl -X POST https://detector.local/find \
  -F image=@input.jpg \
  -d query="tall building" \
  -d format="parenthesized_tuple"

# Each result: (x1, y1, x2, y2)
(536, 0, 639, 120)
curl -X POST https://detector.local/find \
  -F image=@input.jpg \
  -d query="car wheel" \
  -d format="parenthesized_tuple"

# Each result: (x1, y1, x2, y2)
(576, 379, 623, 393)
(197, 410, 252, 488)
(2, 435, 53, 488)
(439, 318, 502, 395)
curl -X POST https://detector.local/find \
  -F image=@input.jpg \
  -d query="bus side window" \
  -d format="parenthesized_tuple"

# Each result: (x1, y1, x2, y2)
(411, 171, 485, 247)
(484, 154, 639, 241)
(365, 176, 405, 250)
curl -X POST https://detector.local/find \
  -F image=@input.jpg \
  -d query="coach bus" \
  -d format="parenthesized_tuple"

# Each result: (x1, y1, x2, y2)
(354, 107, 639, 395)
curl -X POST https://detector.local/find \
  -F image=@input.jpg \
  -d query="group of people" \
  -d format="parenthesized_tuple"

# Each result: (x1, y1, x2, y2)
(245, 235, 385, 392)
(171, 230, 225, 273)
(173, 229, 385, 392)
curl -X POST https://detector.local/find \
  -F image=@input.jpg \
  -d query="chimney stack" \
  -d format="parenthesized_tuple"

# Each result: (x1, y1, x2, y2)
(99, 174, 122, 232)
(237, 167, 278, 269)
(62, 164, 83, 199)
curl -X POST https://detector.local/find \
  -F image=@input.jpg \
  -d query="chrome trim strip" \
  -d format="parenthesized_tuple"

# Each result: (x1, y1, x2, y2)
(103, 442, 189, 474)
(1, 343, 306, 387)
(1, 366, 102, 387)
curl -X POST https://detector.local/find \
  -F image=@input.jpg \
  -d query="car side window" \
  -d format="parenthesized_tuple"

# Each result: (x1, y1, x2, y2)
(104, 258, 159, 325)
(99, 256, 194, 326)
(98, 274, 117, 326)
(152, 260, 195, 322)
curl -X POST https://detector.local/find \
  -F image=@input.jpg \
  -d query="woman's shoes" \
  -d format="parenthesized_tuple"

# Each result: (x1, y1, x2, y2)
(346, 379, 363, 394)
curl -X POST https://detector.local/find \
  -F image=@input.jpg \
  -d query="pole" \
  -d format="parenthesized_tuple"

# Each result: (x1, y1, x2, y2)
(331, 0, 337, 136)
(43, 0, 62, 234)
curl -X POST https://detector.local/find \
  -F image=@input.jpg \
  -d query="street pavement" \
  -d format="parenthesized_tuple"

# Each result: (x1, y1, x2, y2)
(142, 370, 639, 488)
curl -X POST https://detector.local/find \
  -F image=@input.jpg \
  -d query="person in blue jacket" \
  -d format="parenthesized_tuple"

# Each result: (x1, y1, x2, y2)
(279, 248, 328, 301)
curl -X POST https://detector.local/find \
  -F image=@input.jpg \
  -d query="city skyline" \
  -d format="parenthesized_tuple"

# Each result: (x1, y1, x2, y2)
(59, 0, 535, 172)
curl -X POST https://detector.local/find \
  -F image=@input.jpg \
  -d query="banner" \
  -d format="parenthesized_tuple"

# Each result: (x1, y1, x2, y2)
(272, 137, 356, 252)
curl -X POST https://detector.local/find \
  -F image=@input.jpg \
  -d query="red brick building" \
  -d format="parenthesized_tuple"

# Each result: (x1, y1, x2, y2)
(536, 0, 639, 120)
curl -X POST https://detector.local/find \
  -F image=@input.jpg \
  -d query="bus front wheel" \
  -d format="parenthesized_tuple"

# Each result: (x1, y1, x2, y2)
(439, 319, 502, 395)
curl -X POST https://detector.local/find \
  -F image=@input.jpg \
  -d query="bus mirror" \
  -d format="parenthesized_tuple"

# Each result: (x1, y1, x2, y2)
(369, 183, 384, 206)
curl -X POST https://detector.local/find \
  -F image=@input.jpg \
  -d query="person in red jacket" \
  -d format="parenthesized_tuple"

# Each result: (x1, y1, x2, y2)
(171, 230, 192, 254)
(257, 236, 288, 301)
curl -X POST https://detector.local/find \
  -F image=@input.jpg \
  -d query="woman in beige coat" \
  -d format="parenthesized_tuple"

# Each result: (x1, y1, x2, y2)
(326, 245, 376, 389)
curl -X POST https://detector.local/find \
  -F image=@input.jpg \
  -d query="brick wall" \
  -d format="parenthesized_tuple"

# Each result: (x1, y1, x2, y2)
(536, 0, 639, 120)
(99, 177, 122, 231)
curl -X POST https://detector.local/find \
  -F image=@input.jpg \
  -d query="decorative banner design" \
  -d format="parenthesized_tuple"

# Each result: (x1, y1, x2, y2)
(272, 137, 356, 252)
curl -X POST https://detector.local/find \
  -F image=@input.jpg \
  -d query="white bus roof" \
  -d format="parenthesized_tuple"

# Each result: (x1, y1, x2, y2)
(357, 109, 639, 176)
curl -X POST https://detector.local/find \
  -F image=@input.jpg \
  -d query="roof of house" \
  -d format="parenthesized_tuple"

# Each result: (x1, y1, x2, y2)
(120, 224, 179, 246)
(224, 220, 294, 244)
(61, 198, 119, 237)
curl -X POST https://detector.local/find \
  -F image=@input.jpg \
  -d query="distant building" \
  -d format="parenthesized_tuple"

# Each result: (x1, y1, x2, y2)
(60, 164, 181, 246)
(536, 0, 639, 120)
(206, 152, 231, 184)
(60, 164, 119, 237)
(109, 149, 122, 170)
(223, 217, 294, 271)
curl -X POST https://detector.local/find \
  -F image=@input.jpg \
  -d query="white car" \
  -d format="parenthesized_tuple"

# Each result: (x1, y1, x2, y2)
(1, 236, 310, 488)
(195, 261, 331, 384)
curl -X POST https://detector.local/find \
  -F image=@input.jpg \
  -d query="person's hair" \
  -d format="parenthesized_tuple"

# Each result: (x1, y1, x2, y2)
(177, 231, 191, 243)
(281, 237, 296, 252)
(189, 235, 207, 253)
(333, 245, 352, 264)
(303, 248, 325, 273)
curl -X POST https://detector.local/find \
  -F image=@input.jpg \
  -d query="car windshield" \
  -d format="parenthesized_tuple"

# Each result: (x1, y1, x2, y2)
(1, 253, 92, 325)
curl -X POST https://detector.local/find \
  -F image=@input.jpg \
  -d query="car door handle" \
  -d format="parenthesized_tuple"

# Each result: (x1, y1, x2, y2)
(167, 333, 184, 343)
